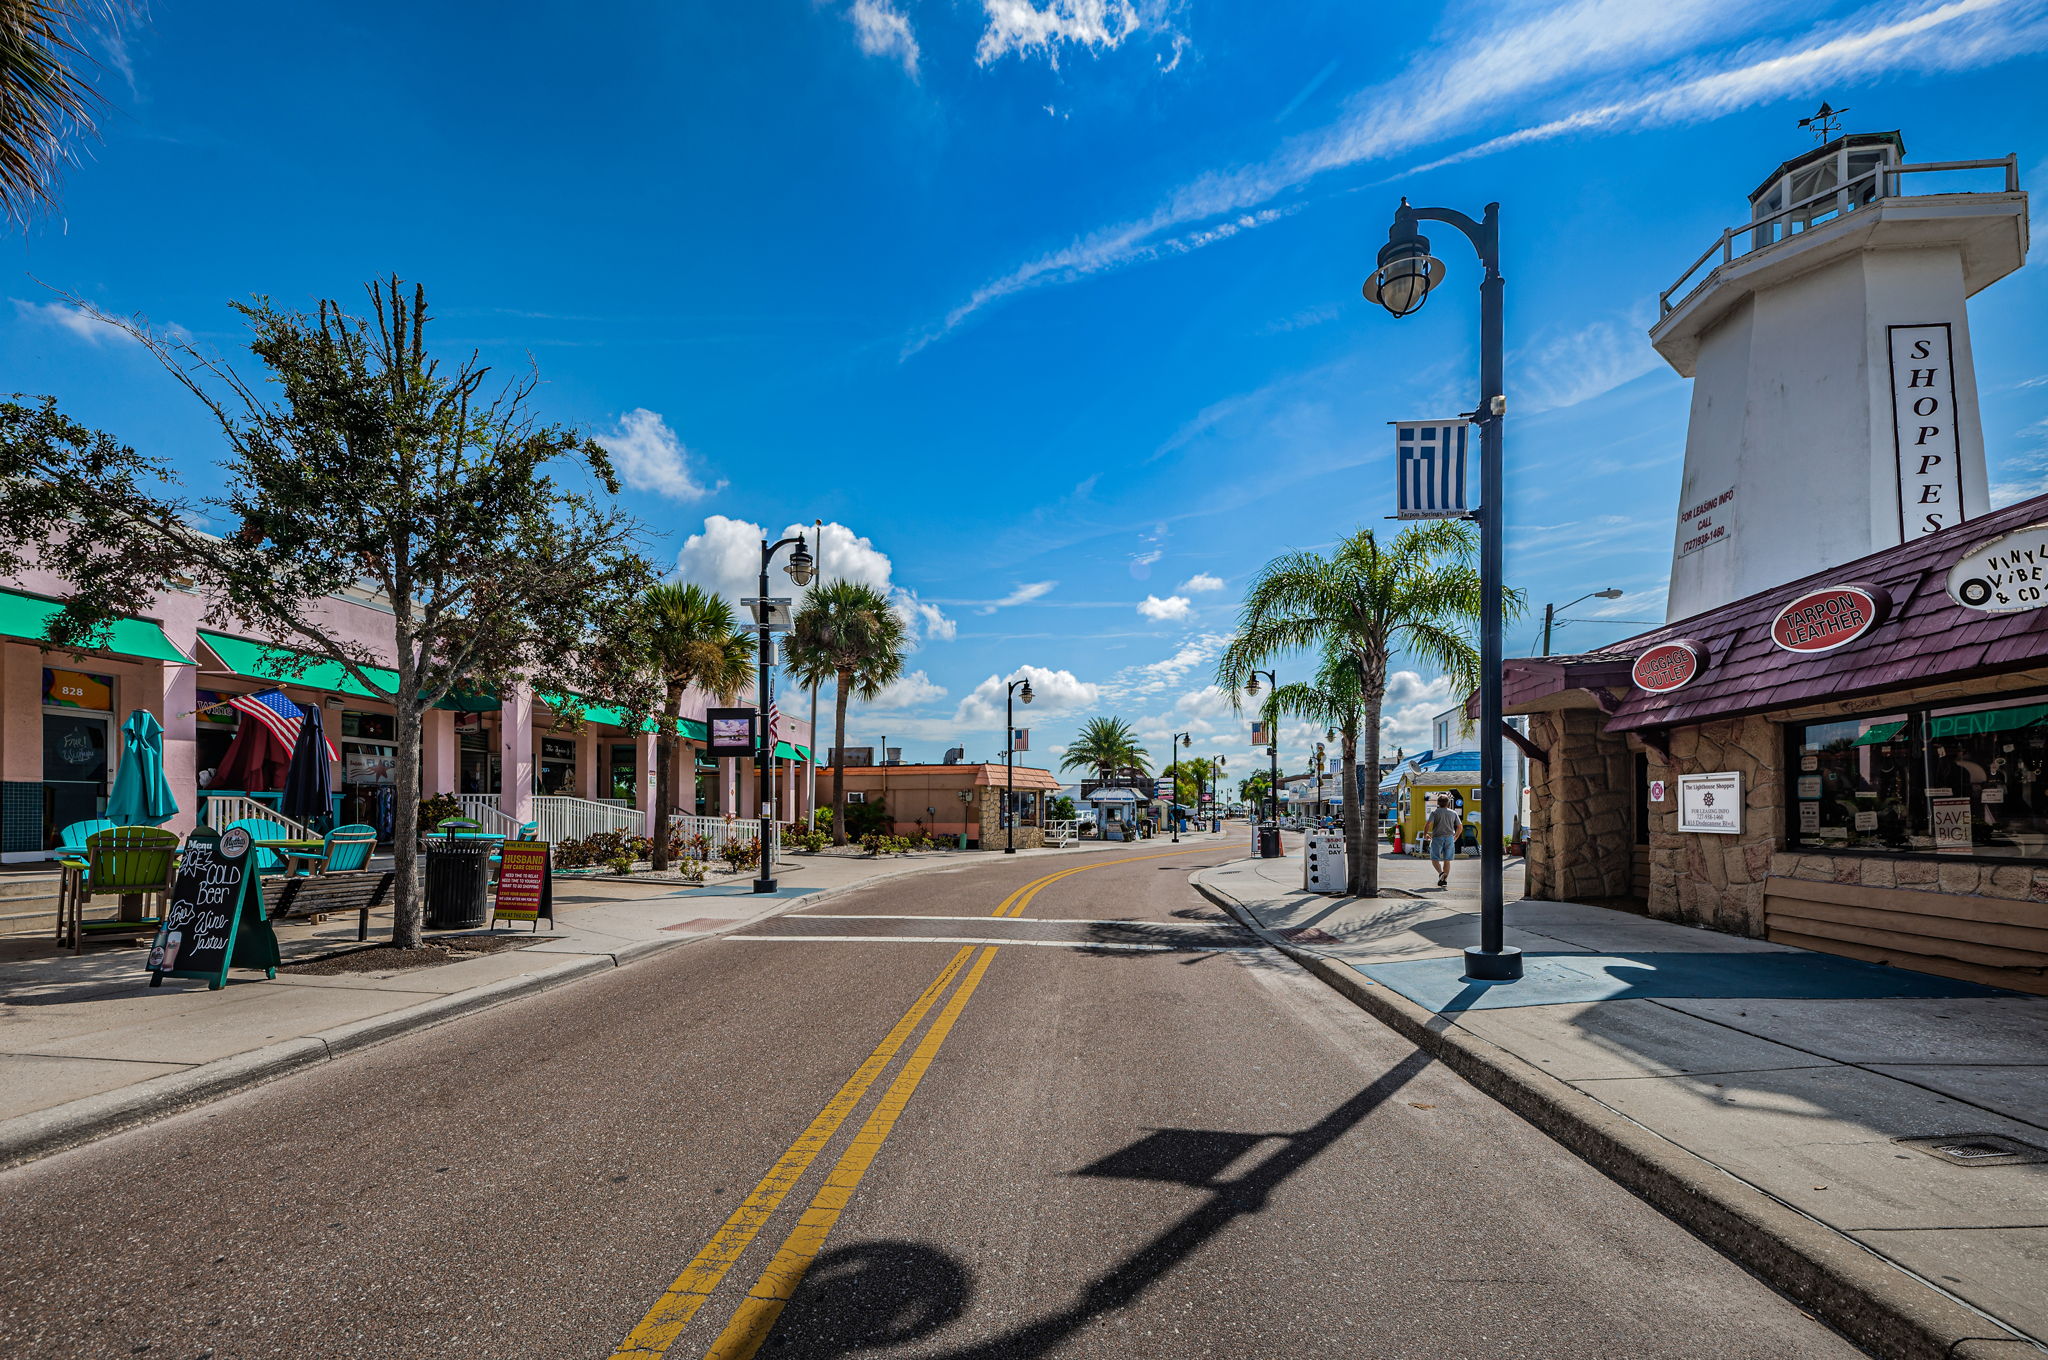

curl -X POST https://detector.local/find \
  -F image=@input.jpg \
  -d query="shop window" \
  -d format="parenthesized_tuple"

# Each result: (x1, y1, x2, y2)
(1786, 692, 2048, 860)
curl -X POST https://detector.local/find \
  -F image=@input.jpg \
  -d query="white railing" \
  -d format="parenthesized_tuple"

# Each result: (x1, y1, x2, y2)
(200, 795, 314, 840)
(670, 813, 777, 868)
(455, 796, 523, 834)
(1046, 819, 1079, 848)
(530, 795, 644, 844)
(1660, 155, 2021, 315)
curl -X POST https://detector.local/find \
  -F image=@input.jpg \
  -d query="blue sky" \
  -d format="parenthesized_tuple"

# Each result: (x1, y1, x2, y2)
(6, 0, 2048, 778)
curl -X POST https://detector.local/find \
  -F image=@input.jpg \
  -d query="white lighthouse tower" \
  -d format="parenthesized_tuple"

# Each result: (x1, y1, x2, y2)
(1651, 127, 2028, 621)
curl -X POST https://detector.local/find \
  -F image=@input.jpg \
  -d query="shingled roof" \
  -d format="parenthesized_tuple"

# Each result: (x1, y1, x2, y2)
(1503, 491, 2048, 732)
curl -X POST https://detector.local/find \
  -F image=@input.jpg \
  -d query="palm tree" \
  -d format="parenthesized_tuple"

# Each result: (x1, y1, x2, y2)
(1, 1, 106, 223)
(1219, 520, 1500, 896)
(1059, 716, 1151, 787)
(1258, 646, 1368, 850)
(784, 581, 906, 846)
(637, 582, 752, 870)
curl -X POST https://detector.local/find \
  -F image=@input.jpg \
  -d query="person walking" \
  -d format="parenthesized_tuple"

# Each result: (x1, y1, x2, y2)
(1426, 794, 1463, 890)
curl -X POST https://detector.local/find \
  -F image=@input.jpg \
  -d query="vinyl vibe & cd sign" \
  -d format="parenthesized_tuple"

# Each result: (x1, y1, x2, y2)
(1631, 641, 1705, 693)
(1769, 584, 1888, 654)
(1946, 522, 2048, 613)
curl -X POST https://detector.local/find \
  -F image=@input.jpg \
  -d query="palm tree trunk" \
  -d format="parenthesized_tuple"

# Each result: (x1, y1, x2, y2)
(830, 668, 852, 847)
(1355, 692, 1384, 897)
(1339, 730, 1362, 899)
(651, 681, 681, 871)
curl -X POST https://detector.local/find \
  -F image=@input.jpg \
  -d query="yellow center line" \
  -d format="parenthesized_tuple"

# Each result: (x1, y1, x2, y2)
(606, 944, 977, 1358)
(700, 946, 1001, 1360)
(991, 846, 1210, 918)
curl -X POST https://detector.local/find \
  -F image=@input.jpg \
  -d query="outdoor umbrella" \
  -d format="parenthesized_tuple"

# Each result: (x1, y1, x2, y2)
(280, 702, 333, 827)
(104, 710, 178, 825)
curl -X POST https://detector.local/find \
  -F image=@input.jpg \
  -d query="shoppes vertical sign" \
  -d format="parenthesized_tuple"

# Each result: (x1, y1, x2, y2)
(1890, 324, 1966, 538)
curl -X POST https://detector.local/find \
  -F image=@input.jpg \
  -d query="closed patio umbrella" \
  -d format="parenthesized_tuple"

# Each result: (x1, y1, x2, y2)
(280, 702, 333, 827)
(104, 709, 178, 825)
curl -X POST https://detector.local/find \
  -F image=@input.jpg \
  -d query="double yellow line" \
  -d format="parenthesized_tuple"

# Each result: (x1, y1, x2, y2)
(608, 845, 1211, 1360)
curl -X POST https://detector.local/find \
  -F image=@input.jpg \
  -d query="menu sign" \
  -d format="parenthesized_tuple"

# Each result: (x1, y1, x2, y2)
(493, 839, 555, 927)
(149, 827, 276, 990)
(1947, 522, 2048, 613)
(1632, 641, 1705, 694)
(1770, 585, 1887, 654)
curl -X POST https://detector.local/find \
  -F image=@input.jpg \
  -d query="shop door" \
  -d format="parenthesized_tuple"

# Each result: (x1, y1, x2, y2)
(610, 744, 638, 806)
(43, 712, 110, 845)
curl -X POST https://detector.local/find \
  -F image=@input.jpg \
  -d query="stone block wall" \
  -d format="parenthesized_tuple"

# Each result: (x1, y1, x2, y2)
(1527, 707, 1636, 902)
(1643, 714, 1783, 936)
(1770, 850, 2048, 902)
(976, 788, 1044, 851)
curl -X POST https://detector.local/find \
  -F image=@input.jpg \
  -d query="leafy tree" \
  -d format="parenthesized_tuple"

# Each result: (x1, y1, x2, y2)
(634, 582, 751, 870)
(1219, 521, 1499, 896)
(1048, 794, 1077, 821)
(1258, 648, 1369, 847)
(783, 581, 905, 846)
(1, 278, 654, 945)
(1058, 716, 1150, 785)
(1172, 755, 1215, 809)
(1238, 770, 1273, 808)
(0, 0, 107, 223)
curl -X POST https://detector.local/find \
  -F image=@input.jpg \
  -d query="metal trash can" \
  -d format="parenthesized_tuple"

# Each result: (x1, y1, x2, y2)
(1258, 824, 1283, 859)
(424, 836, 495, 930)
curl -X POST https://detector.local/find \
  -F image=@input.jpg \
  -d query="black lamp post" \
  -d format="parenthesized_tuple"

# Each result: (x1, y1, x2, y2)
(1209, 754, 1226, 829)
(1243, 669, 1280, 834)
(1004, 676, 1034, 854)
(1364, 196, 1520, 980)
(753, 532, 813, 892)
(1168, 732, 1191, 842)
(1541, 588, 1625, 655)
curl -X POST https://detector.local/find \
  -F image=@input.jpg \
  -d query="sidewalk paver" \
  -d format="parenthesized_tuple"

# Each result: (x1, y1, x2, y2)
(0, 835, 1145, 1166)
(1198, 848, 2048, 1357)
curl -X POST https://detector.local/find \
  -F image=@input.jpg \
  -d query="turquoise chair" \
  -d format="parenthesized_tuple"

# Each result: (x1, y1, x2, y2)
(224, 817, 298, 874)
(54, 818, 119, 860)
(284, 823, 377, 877)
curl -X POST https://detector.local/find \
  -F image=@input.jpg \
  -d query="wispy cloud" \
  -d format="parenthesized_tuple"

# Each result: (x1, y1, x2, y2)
(1513, 307, 1664, 415)
(851, 0, 920, 78)
(976, 1, 1140, 68)
(914, 0, 2045, 352)
(971, 580, 1059, 613)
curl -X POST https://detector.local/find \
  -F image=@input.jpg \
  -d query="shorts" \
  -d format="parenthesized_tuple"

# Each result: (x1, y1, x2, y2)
(1429, 835, 1456, 860)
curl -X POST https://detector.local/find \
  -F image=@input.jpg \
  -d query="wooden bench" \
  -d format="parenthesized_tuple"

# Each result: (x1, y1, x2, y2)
(267, 871, 396, 942)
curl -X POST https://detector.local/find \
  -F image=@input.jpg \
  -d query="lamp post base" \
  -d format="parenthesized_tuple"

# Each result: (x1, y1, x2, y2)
(753, 877, 778, 893)
(1004, 848, 1016, 855)
(1463, 945, 1523, 981)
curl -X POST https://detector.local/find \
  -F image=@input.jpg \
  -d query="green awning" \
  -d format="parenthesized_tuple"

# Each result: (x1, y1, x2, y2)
(0, 590, 193, 665)
(199, 630, 397, 701)
(774, 741, 811, 762)
(544, 694, 710, 740)
(1851, 720, 1907, 746)
(679, 716, 709, 742)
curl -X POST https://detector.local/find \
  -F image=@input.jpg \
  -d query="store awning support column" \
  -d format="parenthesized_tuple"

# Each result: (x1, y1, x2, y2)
(423, 708, 457, 800)
(637, 729, 659, 836)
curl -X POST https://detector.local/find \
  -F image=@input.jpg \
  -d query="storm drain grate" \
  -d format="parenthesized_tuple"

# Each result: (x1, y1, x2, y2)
(1894, 1133, 2048, 1168)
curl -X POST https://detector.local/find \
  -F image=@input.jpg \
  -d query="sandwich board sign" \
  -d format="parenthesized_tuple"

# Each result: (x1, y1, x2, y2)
(148, 826, 278, 990)
(493, 839, 555, 929)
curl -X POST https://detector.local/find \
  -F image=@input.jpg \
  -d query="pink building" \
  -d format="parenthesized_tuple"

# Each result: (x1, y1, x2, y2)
(0, 568, 812, 861)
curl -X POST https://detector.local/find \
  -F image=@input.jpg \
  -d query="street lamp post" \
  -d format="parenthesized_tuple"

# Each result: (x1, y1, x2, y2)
(1363, 196, 1521, 981)
(753, 533, 814, 893)
(1169, 732, 1192, 842)
(1243, 669, 1280, 836)
(1004, 677, 1034, 854)
(1541, 588, 1625, 654)
(1210, 754, 1226, 830)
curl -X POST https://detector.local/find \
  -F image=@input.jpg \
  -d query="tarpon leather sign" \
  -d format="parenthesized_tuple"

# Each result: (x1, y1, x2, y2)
(1769, 584, 1887, 654)
(1632, 641, 1705, 693)
(1947, 521, 2048, 613)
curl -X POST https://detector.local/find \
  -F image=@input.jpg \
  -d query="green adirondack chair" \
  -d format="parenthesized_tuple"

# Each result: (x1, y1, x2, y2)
(57, 826, 181, 953)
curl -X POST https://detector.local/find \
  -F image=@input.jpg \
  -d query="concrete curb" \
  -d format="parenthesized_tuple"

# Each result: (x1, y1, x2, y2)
(1191, 870, 2044, 1360)
(0, 842, 1112, 1174)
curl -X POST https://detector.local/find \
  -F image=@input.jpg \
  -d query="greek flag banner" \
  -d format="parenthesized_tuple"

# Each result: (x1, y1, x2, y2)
(1394, 419, 1470, 519)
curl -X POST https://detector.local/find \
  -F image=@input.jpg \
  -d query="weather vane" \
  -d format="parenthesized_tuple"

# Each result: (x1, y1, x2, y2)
(1797, 101, 1848, 143)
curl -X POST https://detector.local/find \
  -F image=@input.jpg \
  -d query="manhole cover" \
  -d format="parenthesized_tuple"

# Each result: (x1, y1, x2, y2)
(1895, 1133, 2048, 1168)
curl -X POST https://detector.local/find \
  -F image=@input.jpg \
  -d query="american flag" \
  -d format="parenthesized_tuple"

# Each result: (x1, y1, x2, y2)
(229, 688, 338, 761)
(767, 694, 781, 741)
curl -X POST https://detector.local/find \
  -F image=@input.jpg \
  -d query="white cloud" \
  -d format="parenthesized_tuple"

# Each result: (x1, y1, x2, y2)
(978, 580, 1057, 614)
(673, 515, 956, 644)
(1137, 594, 1193, 621)
(1100, 632, 1233, 701)
(1175, 684, 1236, 719)
(1380, 670, 1458, 752)
(851, 0, 920, 77)
(1178, 572, 1225, 593)
(1514, 310, 1663, 415)
(594, 409, 724, 501)
(918, 0, 2045, 348)
(864, 670, 948, 708)
(12, 299, 133, 347)
(977, 0, 1139, 67)
(954, 665, 1100, 727)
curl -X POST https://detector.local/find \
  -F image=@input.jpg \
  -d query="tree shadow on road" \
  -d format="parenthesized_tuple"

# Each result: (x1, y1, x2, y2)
(760, 1050, 1433, 1357)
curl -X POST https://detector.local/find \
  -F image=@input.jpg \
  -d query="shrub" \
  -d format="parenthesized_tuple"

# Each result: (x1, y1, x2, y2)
(843, 798, 891, 838)
(607, 852, 635, 875)
(557, 828, 654, 869)
(811, 806, 833, 832)
(717, 836, 762, 872)
(417, 792, 462, 838)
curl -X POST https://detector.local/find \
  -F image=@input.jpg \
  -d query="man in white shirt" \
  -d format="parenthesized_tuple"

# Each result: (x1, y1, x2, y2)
(1426, 794, 1463, 889)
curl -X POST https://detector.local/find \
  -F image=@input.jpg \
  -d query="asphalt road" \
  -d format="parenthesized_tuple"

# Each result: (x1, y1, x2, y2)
(0, 841, 1866, 1360)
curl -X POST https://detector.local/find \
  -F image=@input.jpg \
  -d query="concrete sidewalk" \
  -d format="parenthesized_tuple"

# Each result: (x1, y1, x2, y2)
(0, 836, 1141, 1169)
(1199, 850, 2048, 1360)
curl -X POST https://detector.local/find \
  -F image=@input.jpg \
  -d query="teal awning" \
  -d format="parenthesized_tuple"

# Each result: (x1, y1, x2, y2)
(1, 590, 192, 665)
(773, 741, 812, 762)
(544, 694, 712, 740)
(200, 631, 501, 711)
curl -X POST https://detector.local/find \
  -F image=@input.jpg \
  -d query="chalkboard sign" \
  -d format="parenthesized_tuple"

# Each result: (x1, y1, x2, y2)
(148, 826, 278, 990)
(493, 839, 554, 929)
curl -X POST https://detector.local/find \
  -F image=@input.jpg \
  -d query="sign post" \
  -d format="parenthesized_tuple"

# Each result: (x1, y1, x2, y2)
(148, 826, 277, 990)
